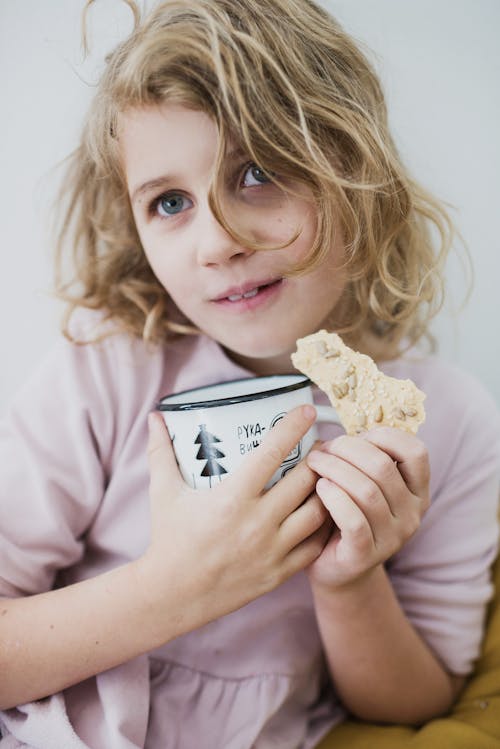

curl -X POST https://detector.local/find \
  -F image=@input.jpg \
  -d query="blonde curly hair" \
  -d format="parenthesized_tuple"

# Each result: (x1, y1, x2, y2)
(55, 0, 456, 359)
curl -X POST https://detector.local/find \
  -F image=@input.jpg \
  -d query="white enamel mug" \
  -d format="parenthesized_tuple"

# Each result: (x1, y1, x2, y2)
(157, 374, 340, 489)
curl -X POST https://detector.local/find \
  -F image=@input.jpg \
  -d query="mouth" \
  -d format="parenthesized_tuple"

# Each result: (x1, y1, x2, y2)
(212, 278, 284, 310)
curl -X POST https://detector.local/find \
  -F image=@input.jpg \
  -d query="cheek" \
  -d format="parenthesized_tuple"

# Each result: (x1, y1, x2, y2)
(133, 220, 155, 264)
(247, 196, 316, 246)
(135, 224, 184, 283)
(154, 259, 190, 301)
(285, 204, 318, 255)
(299, 227, 347, 300)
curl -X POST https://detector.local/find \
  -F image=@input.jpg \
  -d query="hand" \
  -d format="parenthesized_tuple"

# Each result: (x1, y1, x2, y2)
(305, 427, 430, 593)
(140, 406, 331, 634)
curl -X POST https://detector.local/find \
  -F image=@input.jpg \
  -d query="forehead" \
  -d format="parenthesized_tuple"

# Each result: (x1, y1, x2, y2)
(118, 104, 219, 160)
(118, 104, 249, 197)
(118, 104, 220, 193)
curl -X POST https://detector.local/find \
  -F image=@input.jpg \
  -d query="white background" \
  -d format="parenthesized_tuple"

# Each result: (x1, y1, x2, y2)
(1, 0, 499, 412)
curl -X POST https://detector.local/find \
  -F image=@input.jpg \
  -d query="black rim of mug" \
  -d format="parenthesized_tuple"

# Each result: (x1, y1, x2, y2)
(156, 374, 311, 412)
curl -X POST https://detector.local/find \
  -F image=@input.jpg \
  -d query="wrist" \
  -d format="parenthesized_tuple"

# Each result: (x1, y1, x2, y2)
(310, 563, 385, 609)
(132, 551, 210, 644)
(129, 553, 185, 645)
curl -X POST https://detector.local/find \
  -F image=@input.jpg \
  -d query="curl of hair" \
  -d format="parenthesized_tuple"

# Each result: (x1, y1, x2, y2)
(55, 0, 461, 359)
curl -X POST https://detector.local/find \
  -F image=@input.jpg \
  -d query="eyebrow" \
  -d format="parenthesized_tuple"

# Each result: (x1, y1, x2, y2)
(129, 146, 250, 204)
(130, 176, 173, 205)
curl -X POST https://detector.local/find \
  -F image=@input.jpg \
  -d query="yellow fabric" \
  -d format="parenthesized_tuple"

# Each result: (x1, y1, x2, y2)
(317, 553, 500, 748)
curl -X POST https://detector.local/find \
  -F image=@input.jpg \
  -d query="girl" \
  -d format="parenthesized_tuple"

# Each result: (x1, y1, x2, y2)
(1, 0, 499, 747)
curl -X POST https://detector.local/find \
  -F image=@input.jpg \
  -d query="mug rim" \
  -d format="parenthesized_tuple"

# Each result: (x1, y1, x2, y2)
(156, 374, 311, 412)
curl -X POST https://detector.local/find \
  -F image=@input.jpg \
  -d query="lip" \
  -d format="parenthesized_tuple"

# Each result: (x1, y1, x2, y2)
(211, 277, 283, 302)
(211, 278, 285, 312)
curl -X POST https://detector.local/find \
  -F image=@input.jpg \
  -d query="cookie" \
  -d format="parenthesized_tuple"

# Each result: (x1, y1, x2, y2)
(291, 330, 426, 435)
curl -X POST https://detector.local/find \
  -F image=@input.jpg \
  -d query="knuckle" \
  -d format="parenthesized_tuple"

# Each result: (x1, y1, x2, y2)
(310, 532, 328, 559)
(147, 441, 162, 460)
(320, 439, 336, 453)
(411, 438, 428, 462)
(347, 519, 371, 549)
(421, 493, 431, 514)
(371, 454, 395, 483)
(265, 444, 287, 467)
(420, 462, 431, 485)
(315, 477, 337, 503)
(261, 567, 284, 594)
(410, 439, 430, 471)
(400, 510, 421, 541)
(331, 435, 353, 452)
(295, 463, 317, 491)
(358, 482, 382, 508)
(309, 496, 328, 526)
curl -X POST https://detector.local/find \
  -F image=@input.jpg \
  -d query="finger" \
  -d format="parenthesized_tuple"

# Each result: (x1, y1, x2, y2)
(234, 405, 317, 492)
(319, 435, 410, 517)
(279, 492, 329, 549)
(147, 412, 185, 495)
(361, 428, 430, 501)
(307, 449, 392, 531)
(283, 521, 332, 576)
(268, 458, 319, 521)
(316, 478, 375, 555)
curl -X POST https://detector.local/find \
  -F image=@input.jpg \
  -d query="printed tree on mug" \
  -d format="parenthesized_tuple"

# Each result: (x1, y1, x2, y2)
(195, 424, 227, 487)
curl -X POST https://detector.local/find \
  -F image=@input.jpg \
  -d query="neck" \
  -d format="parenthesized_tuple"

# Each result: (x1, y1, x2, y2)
(222, 347, 298, 377)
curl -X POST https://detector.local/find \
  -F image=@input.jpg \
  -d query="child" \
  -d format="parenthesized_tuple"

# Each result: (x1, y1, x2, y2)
(1, 0, 499, 747)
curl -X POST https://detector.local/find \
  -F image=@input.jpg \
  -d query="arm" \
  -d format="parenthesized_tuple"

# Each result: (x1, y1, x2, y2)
(0, 406, 328, 709)
(307, 429, 464, 724)
(312, 565, 464, 724)
(0, 562, 164, 710)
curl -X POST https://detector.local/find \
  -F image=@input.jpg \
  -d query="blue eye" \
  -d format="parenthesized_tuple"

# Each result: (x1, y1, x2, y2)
(242, 163, 273, 187)
(155, 193, 192, 218)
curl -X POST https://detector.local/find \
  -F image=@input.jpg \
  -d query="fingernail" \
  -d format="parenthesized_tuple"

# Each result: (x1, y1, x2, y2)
(302, 405, 316, 420)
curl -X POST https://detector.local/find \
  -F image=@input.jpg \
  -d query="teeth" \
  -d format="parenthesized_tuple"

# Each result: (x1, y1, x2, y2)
(227, 287, 259, 301)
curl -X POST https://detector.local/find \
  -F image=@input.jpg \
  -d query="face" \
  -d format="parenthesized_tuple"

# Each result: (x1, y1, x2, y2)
(120, 104, 347, 375)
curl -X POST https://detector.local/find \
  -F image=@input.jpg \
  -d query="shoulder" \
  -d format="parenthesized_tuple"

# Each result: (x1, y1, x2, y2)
(7, 309, 219, 437)
(5, 310, 170, 467)
(16, 309, 163, 405)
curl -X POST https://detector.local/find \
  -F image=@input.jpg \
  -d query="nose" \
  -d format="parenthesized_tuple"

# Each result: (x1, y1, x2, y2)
(195, 205, 253, 267)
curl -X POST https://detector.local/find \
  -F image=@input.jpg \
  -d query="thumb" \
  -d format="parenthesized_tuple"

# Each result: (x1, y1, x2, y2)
(147, 412, 185, 494)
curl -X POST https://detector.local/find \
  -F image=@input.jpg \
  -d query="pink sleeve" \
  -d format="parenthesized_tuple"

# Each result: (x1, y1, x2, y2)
(388, 371, 500, 676)
(0, 332, 117, 596)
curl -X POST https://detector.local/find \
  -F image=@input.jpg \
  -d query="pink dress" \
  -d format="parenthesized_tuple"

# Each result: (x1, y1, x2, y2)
(1, 311, 499, 748)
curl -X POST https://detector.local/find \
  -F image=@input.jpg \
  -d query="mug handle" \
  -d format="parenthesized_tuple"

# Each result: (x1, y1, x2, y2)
(314, 404, 342, 427)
